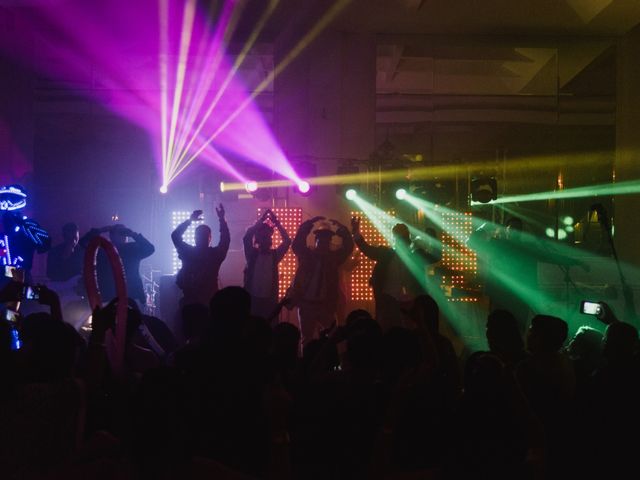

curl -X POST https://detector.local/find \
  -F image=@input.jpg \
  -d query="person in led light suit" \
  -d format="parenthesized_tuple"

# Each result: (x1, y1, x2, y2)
(0, 185, 51, 284)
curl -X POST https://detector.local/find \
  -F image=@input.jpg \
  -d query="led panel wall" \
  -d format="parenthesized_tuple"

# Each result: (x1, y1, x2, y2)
(171, 211, 204, 274)
(440, 211, 478, 302)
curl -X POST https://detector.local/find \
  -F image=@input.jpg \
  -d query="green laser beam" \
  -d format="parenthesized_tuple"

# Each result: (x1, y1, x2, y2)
(492, 179, 640, 205)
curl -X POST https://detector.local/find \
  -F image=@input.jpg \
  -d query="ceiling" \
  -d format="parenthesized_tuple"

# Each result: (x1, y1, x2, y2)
(336, 0, 640, 36)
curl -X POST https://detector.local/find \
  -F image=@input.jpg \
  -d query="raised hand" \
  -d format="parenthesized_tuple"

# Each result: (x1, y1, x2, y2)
(269, 209, 282, 225)
(216, 203, 225, 220)
(351, 217, 361, 234)
(190, 209, 203, 222)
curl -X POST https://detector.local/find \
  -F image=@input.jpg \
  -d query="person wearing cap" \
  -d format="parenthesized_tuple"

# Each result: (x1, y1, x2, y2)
(290, 216, 353, 345)
(243, 208, 291, 320)
(351, 217, 433, 330)
(81, 223, 155, 305)
(171, 205, 230, 307)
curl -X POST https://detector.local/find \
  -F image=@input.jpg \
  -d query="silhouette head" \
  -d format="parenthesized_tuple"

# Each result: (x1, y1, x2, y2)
(486, 309, 525, 356)
(254, 223, 274, 251)
(527, 314, 568, 354)
(62, 222, 79, 247)
(603, 321, 638, 364)
(313, 228, 334, 252)
(392, 223, 411, 246)
(109, 224, 128, 247)
(195, 224, 212, 248)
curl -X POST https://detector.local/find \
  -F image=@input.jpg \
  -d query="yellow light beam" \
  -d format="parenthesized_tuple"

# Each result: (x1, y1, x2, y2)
(170, 0, 221, 170)
(215, 150, 620, 191)
(168, 0, 353, 184)
(172, 0, 280, 172)
(166, 0, 197, 172)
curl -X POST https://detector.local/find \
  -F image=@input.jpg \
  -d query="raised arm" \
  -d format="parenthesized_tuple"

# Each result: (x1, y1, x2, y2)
(243, 211, 268, 261)
(292, 216, 323, 256)
(270, 210, 291, 262)
(215, 203, 230, 255)
(79, 226, 108, 249)
(126, 229, 155, 259)
(172, 210, 200, 253)
(351, 217, 387, 261)
(332, 219, 354, 265)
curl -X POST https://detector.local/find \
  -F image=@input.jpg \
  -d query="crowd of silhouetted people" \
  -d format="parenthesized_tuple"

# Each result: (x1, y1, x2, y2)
(1, 277, 639, 479)
(1, 205, 640, 479)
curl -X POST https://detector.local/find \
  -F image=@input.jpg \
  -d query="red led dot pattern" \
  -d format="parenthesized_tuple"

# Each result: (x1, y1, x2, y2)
(440, 210, 478, 302)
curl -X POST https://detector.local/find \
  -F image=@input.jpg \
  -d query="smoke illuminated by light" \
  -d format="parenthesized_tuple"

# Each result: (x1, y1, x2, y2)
(0, 0, 355, 192)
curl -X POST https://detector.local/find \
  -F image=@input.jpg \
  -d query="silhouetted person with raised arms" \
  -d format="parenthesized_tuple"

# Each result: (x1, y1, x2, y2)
(171, 205, 229, 307)
(81, 224, 154, 305)
(243, 208, 291, 320)
(352, 217, 434, 329)
(290, 217, 353, 345)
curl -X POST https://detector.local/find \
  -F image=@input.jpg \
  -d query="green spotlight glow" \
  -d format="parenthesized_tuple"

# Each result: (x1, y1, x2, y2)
(396, 188, 407, 200)
(558, 229, 568, 240)
(494, 179, 640, 205)
(546, 228, 555, 238)
(351, 193, 471, 341)
(345, 188, 357, 201)
(403, 190, 561, 321)
(563, 216, 574, 226)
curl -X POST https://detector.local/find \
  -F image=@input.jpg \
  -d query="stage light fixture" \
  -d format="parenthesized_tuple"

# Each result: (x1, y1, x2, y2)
(292, 160, 316, 196)
(395, 188, 407, 200)
(160, 185, 168, 194)
(245, 181, 259, 193)
(471, 176, 497, 204)
(219, 182, 226, 193)
(345, 189, 357, 201)
(297, 180, 311, 195)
